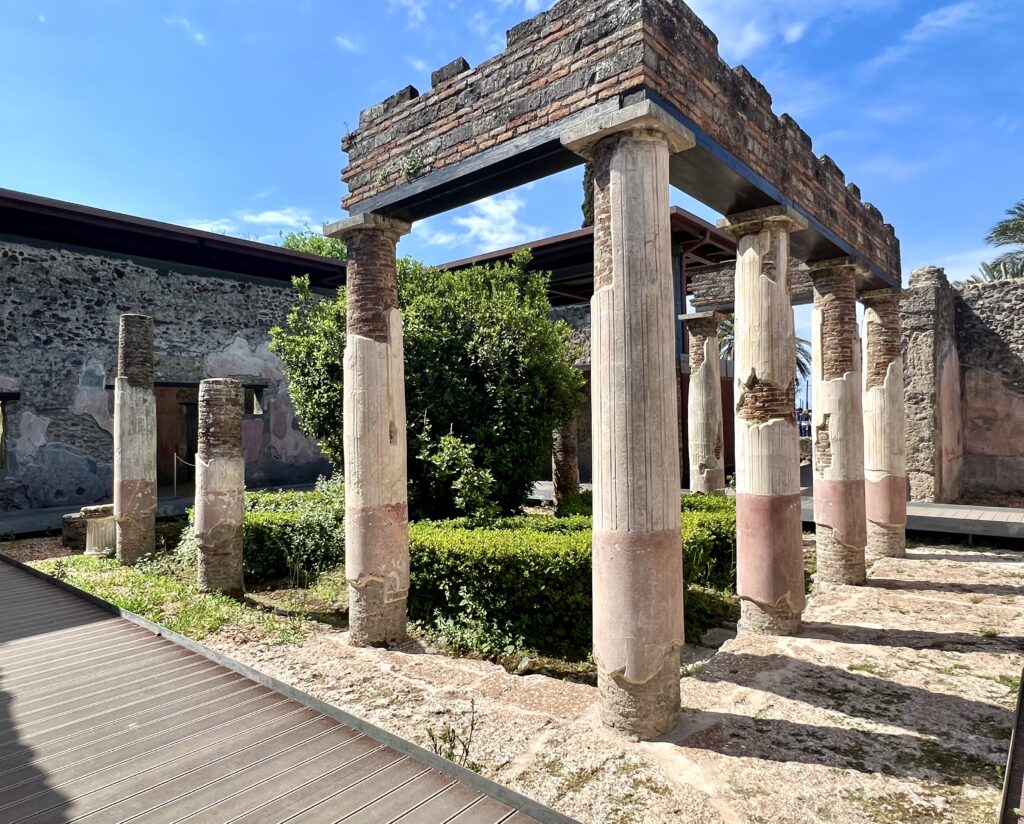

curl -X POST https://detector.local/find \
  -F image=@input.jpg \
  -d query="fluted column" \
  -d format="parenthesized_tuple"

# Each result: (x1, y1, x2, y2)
(682, 312, 726, 494)
(808, 259, 867, 588)
(326, 212, 412, 647)
(114, 314, 157, 565)
(562, 101, 695, 739)
(196, 378, 245, 597)
(719, 206, 808, 635)
(861, 288, 908, 558)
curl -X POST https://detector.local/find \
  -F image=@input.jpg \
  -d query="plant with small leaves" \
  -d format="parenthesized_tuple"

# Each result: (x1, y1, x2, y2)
(426, 699, 481, 772)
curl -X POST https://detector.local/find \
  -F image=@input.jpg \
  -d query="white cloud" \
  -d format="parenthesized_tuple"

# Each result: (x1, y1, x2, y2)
(241, 207, 315, 229)
(184, 218, 240, 235)
(38, 14, 46, 23)
(333, 35, 363, 54)
(163, 17, 206, 46)
(411, 194, 545, 254)
(866, 2, 984, 72)
(389, 0, 429, 30)
(685, 0, 895, 61)
(859, 154, 939, 182)
(406, 56, 430, 74)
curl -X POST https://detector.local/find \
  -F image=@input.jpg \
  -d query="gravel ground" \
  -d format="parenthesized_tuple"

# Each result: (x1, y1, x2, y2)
(0, 535, 78, 564)
(3, 534, 1021, 822)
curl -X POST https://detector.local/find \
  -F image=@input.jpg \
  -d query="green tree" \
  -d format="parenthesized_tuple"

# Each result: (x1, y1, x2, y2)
(967, 200, 1024, 282)
(280, 226, 347, 260)
(270, 250, 586, 518)
(717, 315, 812, 382)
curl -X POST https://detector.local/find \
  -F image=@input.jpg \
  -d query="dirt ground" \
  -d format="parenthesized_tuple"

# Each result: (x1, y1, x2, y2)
(3, 536, 1021, 822)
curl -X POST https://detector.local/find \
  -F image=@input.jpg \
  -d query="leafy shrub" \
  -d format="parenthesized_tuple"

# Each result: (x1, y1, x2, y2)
(681, 492, 736, 513)
(269, 252, 587, 518)
(554, 489, 593, 517)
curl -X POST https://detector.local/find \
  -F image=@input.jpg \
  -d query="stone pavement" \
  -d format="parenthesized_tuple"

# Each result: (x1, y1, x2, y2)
(205, 543, 1022, 823)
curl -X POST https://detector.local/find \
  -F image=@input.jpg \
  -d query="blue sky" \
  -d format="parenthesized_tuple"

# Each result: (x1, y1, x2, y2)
(1, 0, 1021, 286)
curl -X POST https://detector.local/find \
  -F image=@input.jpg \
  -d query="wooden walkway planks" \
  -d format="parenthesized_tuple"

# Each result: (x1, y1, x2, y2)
(0, 558, 572, 824)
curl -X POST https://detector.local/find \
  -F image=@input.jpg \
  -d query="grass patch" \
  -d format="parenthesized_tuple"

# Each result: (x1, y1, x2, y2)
(33, 555, 307, 645)
(848, 661, 889, 676)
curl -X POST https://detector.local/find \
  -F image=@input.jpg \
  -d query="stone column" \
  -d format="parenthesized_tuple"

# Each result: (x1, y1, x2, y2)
(808, 259, 867, 587)
(325, 212, 412, 647)
(82, 504, 116, 557)
(682, 312, 726, 494)
(551, 415, 580, 506)
(114, 313, 157, 565)
(861, 288, 908, 558)
(195, 378, 245, 597)
(562, 101, 695, 739)
(718, 206, 808, 635)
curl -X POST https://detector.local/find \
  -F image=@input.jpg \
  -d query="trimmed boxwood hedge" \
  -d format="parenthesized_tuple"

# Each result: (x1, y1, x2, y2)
(180, 487, 737, 654)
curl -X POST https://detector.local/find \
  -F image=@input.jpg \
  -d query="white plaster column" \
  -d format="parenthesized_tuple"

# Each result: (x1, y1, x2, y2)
(808, 259, 867, 587)
(325, 212, 412, 647)
(718, 207, 808, 635)
(114, 313, 157, 565)
(860, 288, 907, 558)
(682, 312, 726, 494)
(562, 101, 695, 739)
(195, 378, 245, 597)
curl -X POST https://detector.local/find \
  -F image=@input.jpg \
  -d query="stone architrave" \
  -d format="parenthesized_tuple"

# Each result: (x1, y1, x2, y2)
(562, 101, 696, 740)
(114, 314, 157, 565)
(551, 415, 580, 506)
(808, 259, 867, 587)
(195, 378, 245, 597)
(682, 312, 726, 494)
(861, 288, 908, 558)
(718, 206, 808, 635)
(325, 212, 412, 647)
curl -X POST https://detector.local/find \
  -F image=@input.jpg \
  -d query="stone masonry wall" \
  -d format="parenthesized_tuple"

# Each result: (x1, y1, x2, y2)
(954, 277, 1024, 494)
(689, 264, 813, 310)
(902, 267, 963, 503)
(343, 0, 899, 279)
(0, 239, 330, 510)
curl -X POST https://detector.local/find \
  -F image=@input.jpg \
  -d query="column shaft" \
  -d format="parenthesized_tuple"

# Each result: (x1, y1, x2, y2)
(810, 264, 866, 587)
(114, 314, 156, 565)
(720, 207, 807, 635)
(684, 314, 726, 494)
(196, 378, 245, 596)
(589, 129, 683, 739)
(331, 215, 412, 647)
(551, 415, 580, 506)
(861, 289, 907, 558)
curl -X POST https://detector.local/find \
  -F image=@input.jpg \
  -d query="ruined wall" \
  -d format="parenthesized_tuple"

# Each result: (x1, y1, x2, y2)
(955, 277, 1024, 494)
(0, 238, 331, 510)
(902, 267, 963, 503)
(689, 264, 812, 310)
(343, 0, 899, 279)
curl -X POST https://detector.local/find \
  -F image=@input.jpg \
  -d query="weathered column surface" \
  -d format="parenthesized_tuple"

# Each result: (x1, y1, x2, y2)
(562, 101, 695, 739)
(114, 313, 156, 565)
(718, 207, 807, 635)
(552, 415, 580, 506)
(326, 212, 412, 647)
(683, 312, 726, 494)
(82, 504, 115, 558)
(861, 288, 908, 558)
(195, 378, 245, 597)
(809, 259, 866, 587)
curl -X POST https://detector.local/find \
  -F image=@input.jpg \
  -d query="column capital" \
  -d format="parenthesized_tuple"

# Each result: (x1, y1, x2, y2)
(858, 286, 902, 307)
(717, 205, 808, 238)
(805, 256, 869, 280)
(324, 212, 412, 241)
(560, 100, 696, 159)
(680, 311, 725, 336)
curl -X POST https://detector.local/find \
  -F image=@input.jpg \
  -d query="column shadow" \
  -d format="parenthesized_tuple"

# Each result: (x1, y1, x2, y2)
(868, 577, 1024, 598)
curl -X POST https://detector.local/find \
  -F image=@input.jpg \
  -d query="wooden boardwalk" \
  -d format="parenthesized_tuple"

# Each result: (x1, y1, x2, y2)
(0, 558, 570, 824)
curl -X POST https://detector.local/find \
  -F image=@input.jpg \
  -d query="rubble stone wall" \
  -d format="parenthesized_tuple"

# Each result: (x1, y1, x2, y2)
(902, 267, 963, 503)
(0, 238, 331, 510)
(955, 277, 1024, 494)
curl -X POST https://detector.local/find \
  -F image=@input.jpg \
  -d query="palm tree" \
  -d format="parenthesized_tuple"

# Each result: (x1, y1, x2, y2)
(716, 315, 812, 382)
(969, 199, 1024, 282)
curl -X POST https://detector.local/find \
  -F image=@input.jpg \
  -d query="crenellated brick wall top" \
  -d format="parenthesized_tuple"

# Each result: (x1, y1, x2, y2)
(342, 0, 899, 280)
